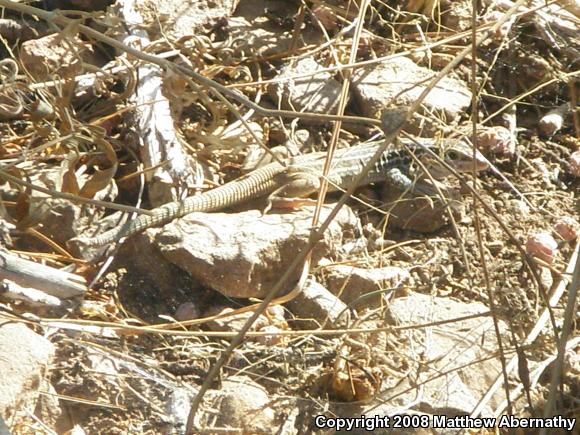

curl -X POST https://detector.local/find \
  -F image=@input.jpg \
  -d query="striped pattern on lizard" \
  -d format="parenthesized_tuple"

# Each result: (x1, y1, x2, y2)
(70, 137, 488, 250)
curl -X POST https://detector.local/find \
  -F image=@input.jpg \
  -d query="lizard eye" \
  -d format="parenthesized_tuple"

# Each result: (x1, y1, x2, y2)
(447, 150, 459, 160)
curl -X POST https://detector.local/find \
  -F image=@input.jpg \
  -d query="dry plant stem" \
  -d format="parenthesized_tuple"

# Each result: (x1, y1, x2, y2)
(0, 167, 155, 216)
(186, 1, 373, 430)
(185, 124, 406, 432)
(401, 132, 558, 337)
(0, 250, 86, 298)
(1, 280, 61, 307)
(36, 309, 491, 338)
(397, 0, 555, 337)
(24, 227, 73, 258)
(313, 0, 370, 231)
(117, 0, 195, 206)
(0, 1, 380, 127)
(472, 243, 580, 419)
(470, 0, 511, 415)
(289, 3, 306, 53)
(541, 244, 579, 430)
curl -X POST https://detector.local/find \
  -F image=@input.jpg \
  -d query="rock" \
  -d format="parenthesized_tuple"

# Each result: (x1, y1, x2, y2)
(569, 151, 580, 177)
(324, 264, 411, 307)
(381, 181, 464, 233)
(312, 5, 339, 32)
(62, 424, 87, 435)
(20, 33, 100, 80)
(441, 0, 472, 32)
(268, 58, 343, 120)
(525, 232, 558, 264)
(133, 0, 239, 39)
(225, 2, 322, 58)
(34, 379, 61, 430)
(219, 16, 295, 58)
(475, 126, 516, 156)
(210, 376, 275, 433)
(156, 206, 359, 299)
(352, 57, 471, 133)
(286, 278, 350, 328)
(386, 292, 509, 415)
(174, 302, 201, 321)
(0, 323, 55, 425)
(204, 305, 283, 333)
(539, 103, 571, 137)
(164, 388, 191, 434)
(553, 216, 578, 242)
(105, 232, 206, 324)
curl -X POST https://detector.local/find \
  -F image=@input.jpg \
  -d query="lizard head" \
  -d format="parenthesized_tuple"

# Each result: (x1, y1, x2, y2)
(419, 140, 489, 178)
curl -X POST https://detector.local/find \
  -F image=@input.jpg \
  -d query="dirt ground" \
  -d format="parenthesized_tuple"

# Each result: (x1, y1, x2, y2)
(0, 0, 578, 434)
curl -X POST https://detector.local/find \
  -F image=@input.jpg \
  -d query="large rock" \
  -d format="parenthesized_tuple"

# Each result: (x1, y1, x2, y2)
(268, 58, 343, 120)
(353, 57, 471, 133)
(0, 324, 55, 425)
(156, 206, 359, 299)
(20, 33, 100, 80)
(324, 264, 411, 307)
(386, 292, 508, 415)
(130, 0, 240, 39)
(209, 376, 275, 433)
(286, 278, 350, 329)
(327, 293, 510, 433)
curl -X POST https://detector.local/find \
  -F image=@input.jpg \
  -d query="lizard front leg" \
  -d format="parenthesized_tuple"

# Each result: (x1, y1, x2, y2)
(385, 167, 443, 197)
(263, 170, 321, 213)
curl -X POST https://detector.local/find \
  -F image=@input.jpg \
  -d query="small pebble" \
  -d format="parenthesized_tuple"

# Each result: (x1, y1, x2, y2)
(539, 103, 570, 137)
(553, 217, 578, 242)
(525, 232, 558, 264)
(256, 325, 285, 346)
(476, 126, 515, 155)
(175, 302, 200, 321)
(568, 151, 580, 177)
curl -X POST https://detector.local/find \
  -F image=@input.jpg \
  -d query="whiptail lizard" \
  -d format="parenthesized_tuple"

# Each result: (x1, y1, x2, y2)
(70, 136, 488, 250)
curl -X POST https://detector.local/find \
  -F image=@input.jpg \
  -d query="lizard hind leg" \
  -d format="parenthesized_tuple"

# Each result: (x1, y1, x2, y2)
(263, 172, 321, 214)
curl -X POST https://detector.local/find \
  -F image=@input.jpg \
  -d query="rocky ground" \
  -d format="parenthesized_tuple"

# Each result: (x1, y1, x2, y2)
(0, 0, 578, 434)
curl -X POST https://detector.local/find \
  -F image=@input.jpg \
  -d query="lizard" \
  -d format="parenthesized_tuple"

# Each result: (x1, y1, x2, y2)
(69, 136, 489, 251)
